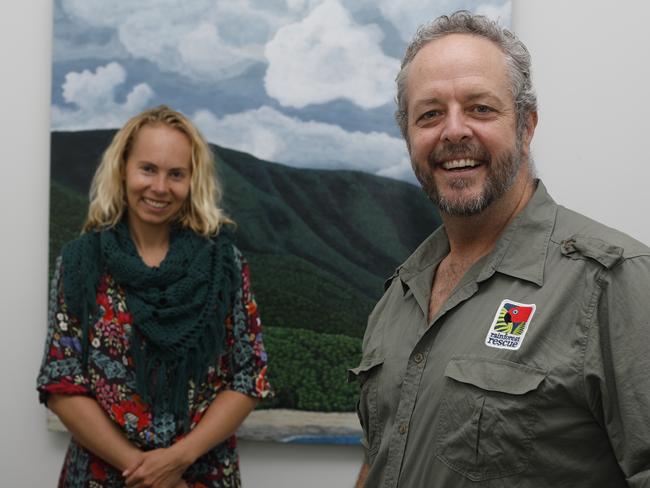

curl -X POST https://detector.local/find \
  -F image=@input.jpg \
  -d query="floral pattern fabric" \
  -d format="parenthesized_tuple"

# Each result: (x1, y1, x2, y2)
(37, 247, 271, 488)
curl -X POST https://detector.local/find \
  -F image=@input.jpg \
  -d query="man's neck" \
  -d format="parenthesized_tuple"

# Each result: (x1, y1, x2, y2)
(441, 173, 536, 264)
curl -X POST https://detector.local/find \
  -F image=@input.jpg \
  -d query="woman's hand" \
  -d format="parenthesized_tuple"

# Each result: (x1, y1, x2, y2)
(123, 444, 193, 488)
(122, 390, 258, 487)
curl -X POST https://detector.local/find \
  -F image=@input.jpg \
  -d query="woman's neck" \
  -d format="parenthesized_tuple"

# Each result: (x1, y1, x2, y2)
(127, 218, 171, 268)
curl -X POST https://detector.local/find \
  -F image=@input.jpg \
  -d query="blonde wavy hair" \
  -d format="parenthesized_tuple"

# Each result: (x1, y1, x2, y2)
(83, 105, 231, 236)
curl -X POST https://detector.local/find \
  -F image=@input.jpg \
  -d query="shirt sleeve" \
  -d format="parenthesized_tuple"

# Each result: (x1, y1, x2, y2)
(36, 256, 92, 405)
(584, 255, 650, 487)
(221, 247, 272, 399)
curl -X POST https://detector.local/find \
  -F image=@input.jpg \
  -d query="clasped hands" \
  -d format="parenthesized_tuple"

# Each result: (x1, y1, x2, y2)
(122, 442, 195, 488)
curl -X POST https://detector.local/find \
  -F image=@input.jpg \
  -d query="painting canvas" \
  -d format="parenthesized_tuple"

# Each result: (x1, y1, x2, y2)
(49, 0, 512, 443)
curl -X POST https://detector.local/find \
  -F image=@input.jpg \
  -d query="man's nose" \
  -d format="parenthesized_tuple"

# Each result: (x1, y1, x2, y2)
(440, 108, 472, 144)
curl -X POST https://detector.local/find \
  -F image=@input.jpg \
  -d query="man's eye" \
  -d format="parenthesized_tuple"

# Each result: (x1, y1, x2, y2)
(473, 105, 493, 114)
(420, 110, 441, 120)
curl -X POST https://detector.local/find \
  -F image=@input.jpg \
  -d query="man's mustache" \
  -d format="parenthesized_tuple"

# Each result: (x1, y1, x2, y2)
(427, 142, 491, 166)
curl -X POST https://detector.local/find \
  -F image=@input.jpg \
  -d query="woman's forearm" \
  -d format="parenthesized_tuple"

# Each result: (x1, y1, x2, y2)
(48, 394, 143, 472)
(171, 390, 258, 466)
(51, 390, 256, 484)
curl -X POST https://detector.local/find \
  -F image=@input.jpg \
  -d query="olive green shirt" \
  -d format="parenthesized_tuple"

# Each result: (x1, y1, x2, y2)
(352, 182, 650, 487)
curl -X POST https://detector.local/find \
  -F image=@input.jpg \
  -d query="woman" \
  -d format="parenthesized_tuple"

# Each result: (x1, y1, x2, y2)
(37, 105, 271, 487)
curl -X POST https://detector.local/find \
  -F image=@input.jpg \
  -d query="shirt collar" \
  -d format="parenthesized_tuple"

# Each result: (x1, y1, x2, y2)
(399, 226, 449, 282)
(395, 225, 448, 311)
(397, 180, 557, 294)
(481, 180, 557, 286)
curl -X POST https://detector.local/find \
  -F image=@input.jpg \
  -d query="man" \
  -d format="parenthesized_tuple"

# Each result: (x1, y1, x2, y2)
(352, 10, 650, 488)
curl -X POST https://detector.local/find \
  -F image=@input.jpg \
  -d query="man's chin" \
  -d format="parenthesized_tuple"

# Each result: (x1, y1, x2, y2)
(431, 188, 492, 217)
(440, 172, 484, 190)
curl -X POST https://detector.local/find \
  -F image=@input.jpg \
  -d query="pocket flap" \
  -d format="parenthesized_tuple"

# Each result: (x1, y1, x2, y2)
(444, 356, 547, 395)
(348, 356, 385, 383)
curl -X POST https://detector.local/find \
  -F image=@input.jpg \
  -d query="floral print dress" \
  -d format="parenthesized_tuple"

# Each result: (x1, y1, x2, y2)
(37, 247, 271, 488)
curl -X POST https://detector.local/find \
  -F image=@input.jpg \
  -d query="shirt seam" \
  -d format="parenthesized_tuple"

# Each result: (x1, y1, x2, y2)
(579, 266, 606, 413)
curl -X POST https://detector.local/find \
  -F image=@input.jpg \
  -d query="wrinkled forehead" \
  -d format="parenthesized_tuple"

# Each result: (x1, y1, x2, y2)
(406, 33, 511, 101)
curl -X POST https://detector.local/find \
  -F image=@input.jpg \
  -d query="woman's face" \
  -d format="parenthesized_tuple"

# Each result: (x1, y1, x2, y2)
(123, 124, 192, 235)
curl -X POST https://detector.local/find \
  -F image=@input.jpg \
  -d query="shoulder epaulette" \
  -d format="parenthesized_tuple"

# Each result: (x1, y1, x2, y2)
(384, 267, 401, 291)
(560, 236, 624, 269)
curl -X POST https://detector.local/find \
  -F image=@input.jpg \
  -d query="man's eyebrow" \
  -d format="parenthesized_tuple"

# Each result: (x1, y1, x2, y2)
(464, 92, 503, 104)
(411, 97, 443, 109)
(412, 92, 504, 108)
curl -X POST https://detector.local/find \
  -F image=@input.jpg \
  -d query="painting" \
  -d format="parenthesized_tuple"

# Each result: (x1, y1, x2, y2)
(49, 0, 512, 443)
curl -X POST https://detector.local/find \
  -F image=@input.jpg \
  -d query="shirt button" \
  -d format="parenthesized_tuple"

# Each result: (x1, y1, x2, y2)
(399, 423, 408, 435)
(413, 352, 424, 363)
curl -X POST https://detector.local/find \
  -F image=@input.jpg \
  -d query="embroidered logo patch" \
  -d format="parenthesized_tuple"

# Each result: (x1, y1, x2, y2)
(485, 299, 536, 350)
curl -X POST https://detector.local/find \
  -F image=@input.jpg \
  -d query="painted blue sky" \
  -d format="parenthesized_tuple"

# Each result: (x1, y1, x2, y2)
(52, 0, 510, 182)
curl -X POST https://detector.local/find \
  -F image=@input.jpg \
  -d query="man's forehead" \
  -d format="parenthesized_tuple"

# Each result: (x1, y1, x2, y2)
(411, 34, 507, 77)
(406, 34, 510, 102)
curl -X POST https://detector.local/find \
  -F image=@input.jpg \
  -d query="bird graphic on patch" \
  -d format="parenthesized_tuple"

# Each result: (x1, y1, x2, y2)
(494, 302, 535, 335)
(485, 299, 536, 350)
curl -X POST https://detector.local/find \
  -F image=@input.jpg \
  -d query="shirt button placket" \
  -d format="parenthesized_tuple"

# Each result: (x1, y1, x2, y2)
(384, 349, 428, 488)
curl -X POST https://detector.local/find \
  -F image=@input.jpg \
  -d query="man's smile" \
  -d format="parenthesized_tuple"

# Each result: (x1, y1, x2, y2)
(440, 158, 483, 170)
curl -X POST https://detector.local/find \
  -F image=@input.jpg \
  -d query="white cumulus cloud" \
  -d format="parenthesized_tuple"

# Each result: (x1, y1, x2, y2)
(375, 0, 511, 42)
(178, 23, 262, 81)
(60, 0, 300, 83)
(264, 0, 399, 109)
(52, 62, 154, 130)
(192, 106, 414, 181)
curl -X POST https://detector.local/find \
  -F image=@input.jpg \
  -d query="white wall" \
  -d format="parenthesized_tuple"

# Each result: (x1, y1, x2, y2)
(1, 1, 648, 486)
(514, 0, 650, 244)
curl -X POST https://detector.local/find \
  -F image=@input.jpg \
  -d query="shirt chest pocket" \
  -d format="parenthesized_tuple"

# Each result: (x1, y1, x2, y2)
(435, 356, 547, 482)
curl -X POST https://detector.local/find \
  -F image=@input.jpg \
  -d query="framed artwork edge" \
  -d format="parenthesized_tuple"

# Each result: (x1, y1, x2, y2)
(47, 408, 363, 445)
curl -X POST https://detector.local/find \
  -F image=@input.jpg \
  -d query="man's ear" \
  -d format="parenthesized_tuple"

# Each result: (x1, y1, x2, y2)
(524, 111, 538, 146)
(521, 110, 538, 156)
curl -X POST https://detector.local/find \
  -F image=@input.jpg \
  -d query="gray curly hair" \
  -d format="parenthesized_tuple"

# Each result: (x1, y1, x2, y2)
(395, 10, 537, 140)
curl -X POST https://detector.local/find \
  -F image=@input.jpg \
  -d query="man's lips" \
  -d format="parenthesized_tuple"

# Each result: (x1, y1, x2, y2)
(437, 158, 484, 170)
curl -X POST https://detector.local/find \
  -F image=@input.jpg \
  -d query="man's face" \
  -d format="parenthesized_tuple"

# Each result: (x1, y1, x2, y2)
(405, 34, 533, 216)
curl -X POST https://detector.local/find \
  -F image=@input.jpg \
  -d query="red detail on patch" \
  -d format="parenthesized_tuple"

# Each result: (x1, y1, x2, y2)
(509, 305, 534, 323)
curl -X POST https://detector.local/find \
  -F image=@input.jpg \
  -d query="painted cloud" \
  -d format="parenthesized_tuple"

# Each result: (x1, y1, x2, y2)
(52, 0, 511, 182)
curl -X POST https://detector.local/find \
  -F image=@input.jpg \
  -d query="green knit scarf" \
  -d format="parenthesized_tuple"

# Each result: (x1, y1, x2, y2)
(61, 220, 238, 426)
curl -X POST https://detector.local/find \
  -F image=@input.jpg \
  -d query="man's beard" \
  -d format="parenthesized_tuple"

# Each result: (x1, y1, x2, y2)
(413, 139, 523, 217)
